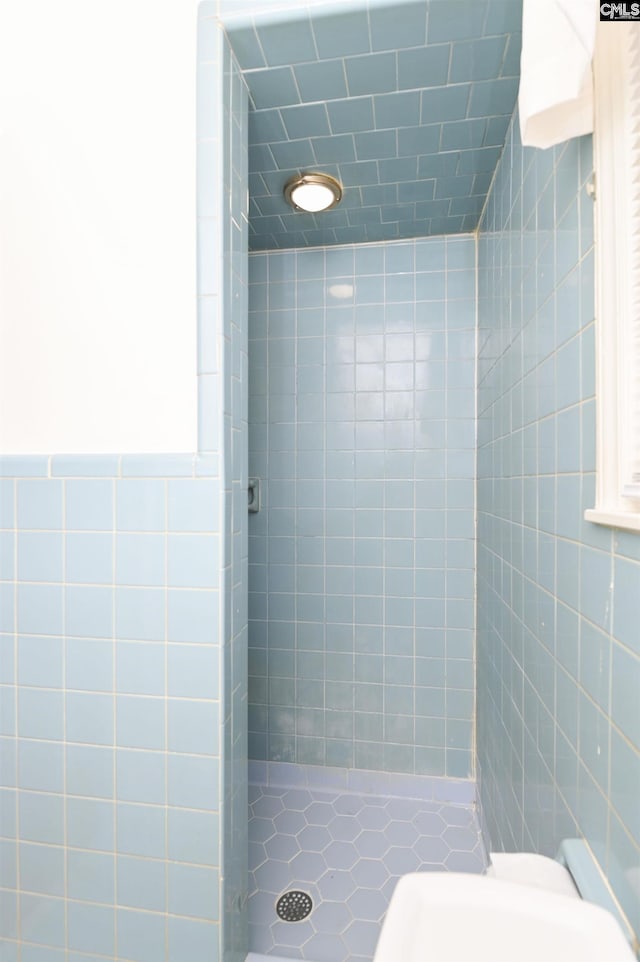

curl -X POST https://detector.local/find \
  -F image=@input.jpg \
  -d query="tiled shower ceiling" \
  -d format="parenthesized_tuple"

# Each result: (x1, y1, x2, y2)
(225, 0, 523, 251)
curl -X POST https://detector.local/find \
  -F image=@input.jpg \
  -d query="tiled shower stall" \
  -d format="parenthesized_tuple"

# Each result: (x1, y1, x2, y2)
(248, 235, 476, 778)
(246, 234, 481, 961)
(0, 1, 639, 962)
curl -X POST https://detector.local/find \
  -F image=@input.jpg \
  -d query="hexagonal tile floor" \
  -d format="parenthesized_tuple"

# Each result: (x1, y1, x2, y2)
(248, 783, 487, 962)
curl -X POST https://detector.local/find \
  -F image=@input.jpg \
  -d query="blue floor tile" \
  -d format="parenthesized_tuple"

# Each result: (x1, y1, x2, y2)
(248, 781, 487, 961)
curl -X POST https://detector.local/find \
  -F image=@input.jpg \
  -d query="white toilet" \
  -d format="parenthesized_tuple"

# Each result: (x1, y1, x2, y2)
(373, 844, 638, 962)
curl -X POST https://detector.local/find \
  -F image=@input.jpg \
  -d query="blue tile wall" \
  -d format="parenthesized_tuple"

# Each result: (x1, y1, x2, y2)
(223, 0, 522, 250)
(248, 234, 476, 779)
(0, 462, 223, 961)
(477, 111, 640, 941)
(0, 11, 249, 961)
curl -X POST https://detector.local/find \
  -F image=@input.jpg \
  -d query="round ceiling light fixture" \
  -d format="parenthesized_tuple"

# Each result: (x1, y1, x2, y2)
(284, 172, 343, 213)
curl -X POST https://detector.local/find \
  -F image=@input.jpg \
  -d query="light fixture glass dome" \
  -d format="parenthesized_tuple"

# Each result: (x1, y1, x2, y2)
(284, 172, 343, 212)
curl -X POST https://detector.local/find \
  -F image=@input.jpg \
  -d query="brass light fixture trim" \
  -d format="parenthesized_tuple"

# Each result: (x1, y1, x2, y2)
(283, 172, 343, 212)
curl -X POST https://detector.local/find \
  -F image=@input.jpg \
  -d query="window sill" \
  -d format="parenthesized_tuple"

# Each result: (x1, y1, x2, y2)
(584, 508, 640, 533)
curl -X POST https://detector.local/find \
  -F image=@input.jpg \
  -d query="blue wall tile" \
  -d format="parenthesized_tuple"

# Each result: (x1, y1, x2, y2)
(167, 645, 220, 700)
(280, 103, 330, 140)
(370, 2, 427, 50)
(167, 917, 219, 962)
(116, 696, 165, 751)
(65, 587, 113, 639)
(66, 693, 113, 746)
(65, 480, 113, 531)
(18, 690, 63, 742)
(116, 480, 166, 532)
(227, 24, 265, 70)
(17, 637, 62, 689)
(249, 66, 299, 110)
(116, 750, 165, 805)
(167, 809, 219, 866)
(17, 533, 63, 583)
(65, 798, 114, 853)
(168, 480, 218, 532)
(66, 746, 113, 799)
(17, 481, 63, 530)
(449, 36, 507, 83)
(347, 52, 397, 96)
(167, 535, 219, 589)
(167, 756, 219, 811)
(116, 856, 165, 912)
(313, 9, 370, 59)
(327, 97, 375, 135)
(19, 842, 65, 897)
(398, 44, 450, 89)
(20, 894, 65, 948)
(116, 804, 165, 860)
(19, 794, 63, 847)
(167, 589, 220, 644)
(168, 863, 219, 921)
(257, 17, 317, 67)
(67, 903, 115, 957)
(295, 60, 348, 102)
(66, 534, 113, 585)
(67, 850, 114, 905)
(116, 642, 165, 697)
(115, 588, 164, 642)
(17, 585, 63, 636)
(115, 534, 164, 587)
(66, 639, 112, 693)
(117, 908, 165, 962)
(168, 700, 219, 755)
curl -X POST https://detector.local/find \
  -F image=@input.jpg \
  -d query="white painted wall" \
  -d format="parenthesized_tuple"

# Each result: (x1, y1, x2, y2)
(0, 0, 199, 453)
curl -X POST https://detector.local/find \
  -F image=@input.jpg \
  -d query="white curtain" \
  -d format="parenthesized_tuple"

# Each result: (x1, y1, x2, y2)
(518, 0, 598, 149)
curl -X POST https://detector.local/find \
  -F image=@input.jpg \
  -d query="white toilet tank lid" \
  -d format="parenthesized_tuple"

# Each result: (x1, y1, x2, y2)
(488, 840, 637, 954)
(488, 852, 580, 899)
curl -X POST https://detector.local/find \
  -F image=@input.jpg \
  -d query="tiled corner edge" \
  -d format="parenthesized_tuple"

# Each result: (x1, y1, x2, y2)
(474, 758, 492, 868)
(0, 453, 215, 479)
(0, 456, 50, 477)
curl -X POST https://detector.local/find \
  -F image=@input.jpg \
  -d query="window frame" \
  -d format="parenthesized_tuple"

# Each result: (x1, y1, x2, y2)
(585, 20, 640, 533)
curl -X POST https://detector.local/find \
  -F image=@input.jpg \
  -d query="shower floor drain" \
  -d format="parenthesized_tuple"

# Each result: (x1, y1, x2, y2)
(276, 890, 313, 922)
